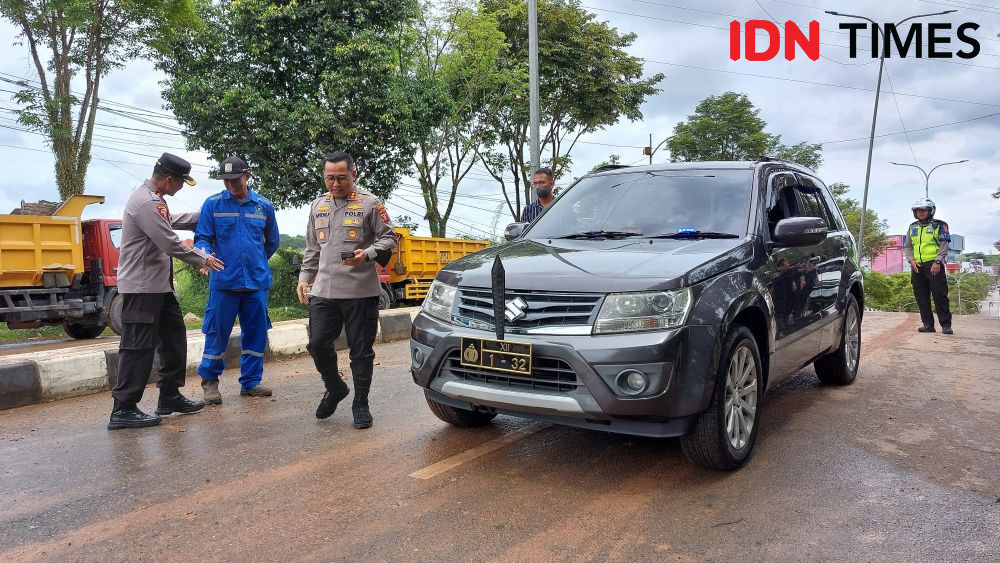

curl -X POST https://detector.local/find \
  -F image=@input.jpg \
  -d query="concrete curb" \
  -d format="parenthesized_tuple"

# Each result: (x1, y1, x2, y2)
(0, 308, 419, 411)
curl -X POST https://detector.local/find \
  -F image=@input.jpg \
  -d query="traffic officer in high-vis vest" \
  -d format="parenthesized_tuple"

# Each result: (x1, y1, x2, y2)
(296, 151, 397, 429)
(109, 153, 225, 430)
(903, 198, 953, 334)
(194, 156, 280, 403)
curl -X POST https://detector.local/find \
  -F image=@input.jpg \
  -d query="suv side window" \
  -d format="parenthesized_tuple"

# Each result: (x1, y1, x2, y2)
(767, 172, 800, 237)
(803, 175, 848, 232)
(792, 179, 831, 228)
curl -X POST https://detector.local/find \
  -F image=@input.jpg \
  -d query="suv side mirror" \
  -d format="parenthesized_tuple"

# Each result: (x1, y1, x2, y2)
(504, 222, 527, 241)
(773, 217, 827, 247)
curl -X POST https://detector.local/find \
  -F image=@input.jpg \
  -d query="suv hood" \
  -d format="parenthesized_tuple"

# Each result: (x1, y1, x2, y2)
(437, 238, 752, 292)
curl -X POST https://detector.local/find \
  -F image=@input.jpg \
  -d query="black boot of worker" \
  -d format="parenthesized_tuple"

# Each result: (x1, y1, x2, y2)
(352, 385, 373, 429)
(155, 391, 206, 416)
(316, 373, 350, 419)
(941, 326, 954, 335)
(917, 324, 936, 333)
(108, 405, 162, 430)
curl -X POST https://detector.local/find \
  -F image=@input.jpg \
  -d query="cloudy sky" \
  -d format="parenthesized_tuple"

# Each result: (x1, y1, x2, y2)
(1, 0, 998, 251)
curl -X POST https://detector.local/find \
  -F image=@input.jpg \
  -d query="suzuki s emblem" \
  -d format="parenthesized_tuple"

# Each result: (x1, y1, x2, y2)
(504, 297, 528, 322)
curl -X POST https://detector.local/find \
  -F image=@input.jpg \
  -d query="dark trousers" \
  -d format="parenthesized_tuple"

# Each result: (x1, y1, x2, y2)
(307, 296, 379, 403)
(911, 261, 952, 327)
(112, 293, 187, 409)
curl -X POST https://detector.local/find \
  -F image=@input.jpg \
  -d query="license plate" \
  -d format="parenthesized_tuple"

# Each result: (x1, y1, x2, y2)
(460, 337, 532, 376)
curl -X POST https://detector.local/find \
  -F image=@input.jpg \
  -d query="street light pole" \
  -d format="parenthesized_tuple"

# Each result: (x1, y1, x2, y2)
(948, 271, 971, 315)
(825, 9, 956, 266)
(889, 160, 969, 198)
(643, 134, 676, 164)
(528, 0, 540, 203)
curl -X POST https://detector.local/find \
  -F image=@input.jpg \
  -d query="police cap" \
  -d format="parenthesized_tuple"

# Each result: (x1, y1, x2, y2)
(219, 155, 251, 179)
(156, 152, 197, 186)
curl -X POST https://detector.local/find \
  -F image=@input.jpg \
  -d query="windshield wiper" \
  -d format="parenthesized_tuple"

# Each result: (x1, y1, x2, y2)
(646, 231, 741, 239)
(554, 230, 638, 239)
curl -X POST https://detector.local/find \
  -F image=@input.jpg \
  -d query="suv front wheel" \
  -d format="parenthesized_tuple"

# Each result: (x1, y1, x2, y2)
(425, 393, 498, 427)
(681, 325, 762, 471)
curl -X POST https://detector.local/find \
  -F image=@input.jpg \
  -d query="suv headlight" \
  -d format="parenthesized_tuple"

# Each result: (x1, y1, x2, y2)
(422, 280, 457, 323)
(594, 288, 692, 334)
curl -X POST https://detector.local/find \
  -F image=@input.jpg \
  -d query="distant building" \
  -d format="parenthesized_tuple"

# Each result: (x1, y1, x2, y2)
(870, 232, 964, 274)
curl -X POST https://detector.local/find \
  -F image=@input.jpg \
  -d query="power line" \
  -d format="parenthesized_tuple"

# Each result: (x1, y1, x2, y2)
(882, 62, 919, 165)
(817, 109, 1000, 145)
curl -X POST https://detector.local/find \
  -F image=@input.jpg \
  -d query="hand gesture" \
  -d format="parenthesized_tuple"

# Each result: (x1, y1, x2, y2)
(296, 281, 310, 305)
(930, 262, 942, 276)
(343, 248, 368, 266)
(909, 260, 920, 272)
(203, 254, 225, 273)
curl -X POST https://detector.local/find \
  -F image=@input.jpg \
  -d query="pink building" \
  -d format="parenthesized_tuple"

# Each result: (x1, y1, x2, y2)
(871, 235, 905, 274)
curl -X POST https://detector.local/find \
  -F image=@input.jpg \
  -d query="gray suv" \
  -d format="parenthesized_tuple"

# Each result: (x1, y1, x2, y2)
(409, 159, 863, 470)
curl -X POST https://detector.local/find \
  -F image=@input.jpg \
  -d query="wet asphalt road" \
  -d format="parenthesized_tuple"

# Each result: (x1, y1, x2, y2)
(1, 312, 998, 561)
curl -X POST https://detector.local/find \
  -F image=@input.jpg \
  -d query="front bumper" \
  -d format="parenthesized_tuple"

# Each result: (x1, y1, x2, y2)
(409, 312, 722, 438)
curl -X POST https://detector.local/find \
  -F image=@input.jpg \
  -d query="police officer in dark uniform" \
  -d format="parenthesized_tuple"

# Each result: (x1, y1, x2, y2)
(108, 153, 225, 430)
(903, 197, 953, 334)
(296, 152, 397, 428)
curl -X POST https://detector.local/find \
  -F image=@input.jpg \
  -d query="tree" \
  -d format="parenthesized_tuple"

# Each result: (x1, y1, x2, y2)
(0, 0, 198, 200)
(828, 182, 891, 262)
(667, 92, 822, 170)
(158, 0, 448, 208)
(477, 0, 664, 220)
(394, 214, 419, 233)
(410, 2, 514, 236)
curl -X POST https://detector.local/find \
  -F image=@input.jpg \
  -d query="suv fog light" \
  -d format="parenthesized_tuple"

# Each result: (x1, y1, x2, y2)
(411, 347, 424, 370)
(617, 369, 648, 395)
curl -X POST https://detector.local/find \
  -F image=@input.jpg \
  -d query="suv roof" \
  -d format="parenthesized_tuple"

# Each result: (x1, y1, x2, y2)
(589, 158, 816, 177)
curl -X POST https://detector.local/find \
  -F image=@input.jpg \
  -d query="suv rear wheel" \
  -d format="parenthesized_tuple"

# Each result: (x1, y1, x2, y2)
(814, 293, 861, 385)
(681, 325, 762, 471)
(425, 393, 497, 427)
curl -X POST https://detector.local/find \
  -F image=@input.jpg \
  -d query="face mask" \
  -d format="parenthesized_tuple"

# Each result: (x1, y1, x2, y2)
(535, 187, 552, 198)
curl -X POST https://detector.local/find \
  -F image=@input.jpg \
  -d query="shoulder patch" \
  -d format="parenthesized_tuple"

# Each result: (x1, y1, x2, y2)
(155, 204, 169, 222)
(376, 204, 391, 225)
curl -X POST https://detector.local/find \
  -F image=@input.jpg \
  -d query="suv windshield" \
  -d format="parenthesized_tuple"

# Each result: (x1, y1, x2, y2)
(526, 170, 754, 239)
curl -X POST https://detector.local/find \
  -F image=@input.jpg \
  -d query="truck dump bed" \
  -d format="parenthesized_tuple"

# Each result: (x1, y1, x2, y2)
(386, 228, 489, 300)
(0, 195, 106, 289)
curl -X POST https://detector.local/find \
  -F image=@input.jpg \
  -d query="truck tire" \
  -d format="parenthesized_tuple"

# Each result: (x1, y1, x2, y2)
(378, 286, 392, 310)
(425, 393, 497, 427)
(814, 294, 861, 386)
(680, 325, 762, 471)
(64, 323, 106, 340)
(106, 291, 124, 336)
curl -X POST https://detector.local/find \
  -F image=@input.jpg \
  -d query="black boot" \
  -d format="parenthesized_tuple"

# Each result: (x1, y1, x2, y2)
(352, 385, 373, 429)
(917, 324, 936, 333)
(108, 405, 161, 430)
(316, 373, 350, 419)
(155, 390, 206, 416)
(941, 326, 954, 335)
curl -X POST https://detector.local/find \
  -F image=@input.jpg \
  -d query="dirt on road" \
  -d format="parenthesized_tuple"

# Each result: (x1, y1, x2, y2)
(0, 311, 997, 561)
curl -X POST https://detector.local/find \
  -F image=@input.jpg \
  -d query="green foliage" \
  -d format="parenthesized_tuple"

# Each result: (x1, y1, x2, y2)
(158, 0, 449, 209)
(667, 92, 822, 170)
(0, 0, 198, 199)
(863, 270, 994, 314)
(828, 182, 891, 262)
(268, 248, 304, 309)
(279, 234, 307, 251)
(174, 259, 210, 316)
(478, 0, 664, 219)
(590, 154, 622, 172)
(394, 215, 419, 233)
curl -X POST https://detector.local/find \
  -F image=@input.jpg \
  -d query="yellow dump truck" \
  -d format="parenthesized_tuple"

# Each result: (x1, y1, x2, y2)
(0, 195, 124, 338)
(377, 228, 489, 308)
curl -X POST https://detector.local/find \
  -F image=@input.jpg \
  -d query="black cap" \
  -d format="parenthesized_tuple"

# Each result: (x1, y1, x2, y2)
(156, 152, 196, 186)
(219, 155, 250, 179)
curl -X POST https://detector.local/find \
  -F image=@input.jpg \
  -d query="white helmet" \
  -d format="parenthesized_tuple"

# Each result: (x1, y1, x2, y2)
(911, 197, 936, 220)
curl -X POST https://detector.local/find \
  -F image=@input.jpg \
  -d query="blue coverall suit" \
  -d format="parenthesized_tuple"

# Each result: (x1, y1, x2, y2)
(194, 190, 279, 390)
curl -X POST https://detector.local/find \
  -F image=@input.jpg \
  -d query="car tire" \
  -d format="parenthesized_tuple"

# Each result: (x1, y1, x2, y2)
(814, 293, 861, 386)
(64, 323, 106, 340)
(378, 286, 392, 310)
(106, 290, 123, 336)
(680, 325, 762, 471)
(425, 393, 497, 427)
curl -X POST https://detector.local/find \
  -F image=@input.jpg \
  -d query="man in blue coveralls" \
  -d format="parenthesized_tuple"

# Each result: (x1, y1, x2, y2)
(194, 156, 280, 403)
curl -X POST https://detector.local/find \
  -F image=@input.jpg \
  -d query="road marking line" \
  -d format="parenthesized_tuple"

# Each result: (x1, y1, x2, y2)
(409, 423, 549, 480)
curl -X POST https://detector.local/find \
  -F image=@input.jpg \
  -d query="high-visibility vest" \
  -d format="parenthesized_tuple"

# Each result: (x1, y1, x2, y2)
(908, 220, 947, 263)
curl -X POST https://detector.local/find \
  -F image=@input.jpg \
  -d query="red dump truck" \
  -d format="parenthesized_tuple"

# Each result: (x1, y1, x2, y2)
(0, 195, 124, 338)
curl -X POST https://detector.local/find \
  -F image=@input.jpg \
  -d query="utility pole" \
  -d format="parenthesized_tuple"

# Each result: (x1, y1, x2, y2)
(825, 8, 955, 266)
(528, 0, 540, 203)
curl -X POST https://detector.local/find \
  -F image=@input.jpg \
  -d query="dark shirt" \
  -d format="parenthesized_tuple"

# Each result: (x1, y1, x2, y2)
(520, 200, 546, 223)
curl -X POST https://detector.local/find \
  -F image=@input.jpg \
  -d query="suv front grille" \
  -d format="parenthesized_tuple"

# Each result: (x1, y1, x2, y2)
(440, 349, 581, 392)
(455, 287, 602, 331)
